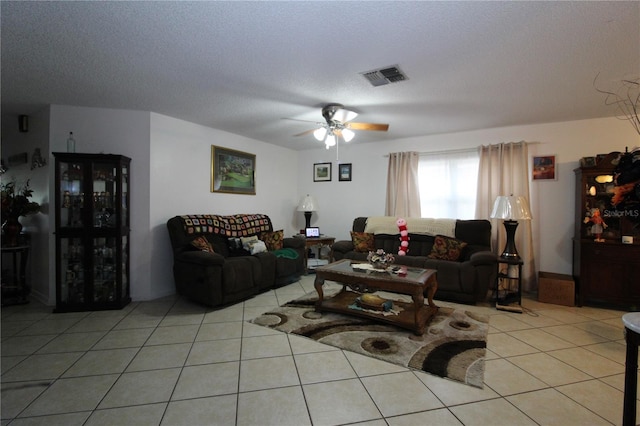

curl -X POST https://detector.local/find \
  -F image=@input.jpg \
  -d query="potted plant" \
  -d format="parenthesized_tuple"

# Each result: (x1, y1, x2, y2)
(1, 179, 40, 246)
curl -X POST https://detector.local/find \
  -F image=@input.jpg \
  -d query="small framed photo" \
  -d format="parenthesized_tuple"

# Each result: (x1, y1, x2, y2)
(338, 163, 352, 181)
(313, 162, 332, 182)
(532, 155, 556, 181)
(210, 145, 256, 194)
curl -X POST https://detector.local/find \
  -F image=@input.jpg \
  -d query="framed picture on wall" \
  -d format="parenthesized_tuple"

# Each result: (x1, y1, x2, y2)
(338, 163, 352, 181)
(313, 162, 332, 182)
(210, 145, 256, 194)
(532, 155, 556, 181)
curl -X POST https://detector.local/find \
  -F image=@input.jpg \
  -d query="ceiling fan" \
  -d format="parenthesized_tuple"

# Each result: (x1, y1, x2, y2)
(294, 103, 389, 149)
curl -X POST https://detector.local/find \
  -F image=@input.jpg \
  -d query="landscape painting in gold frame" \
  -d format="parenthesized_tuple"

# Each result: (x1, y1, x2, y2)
(210, 145, 256, 194)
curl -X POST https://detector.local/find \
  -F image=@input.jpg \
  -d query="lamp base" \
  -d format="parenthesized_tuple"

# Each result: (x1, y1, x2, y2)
(304, 211, 312, 229)
(500, 220, 521, 261)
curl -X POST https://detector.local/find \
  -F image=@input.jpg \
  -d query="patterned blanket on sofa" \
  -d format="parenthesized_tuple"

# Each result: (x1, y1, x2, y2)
(180, 214, 272, 237)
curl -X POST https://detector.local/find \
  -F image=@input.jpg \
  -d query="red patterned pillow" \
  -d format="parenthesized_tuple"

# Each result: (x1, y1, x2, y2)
(428, 235, 467, 261)
(260, 230, 284, 251)
(190, 236, 215, 253)
(351, 231, 375, 253)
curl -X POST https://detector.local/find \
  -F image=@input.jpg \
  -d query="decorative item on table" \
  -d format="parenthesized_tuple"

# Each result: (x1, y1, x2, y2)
(356, 293, 393, 312)
(367, 249, 395, 269)
(1, 179, 40, 246)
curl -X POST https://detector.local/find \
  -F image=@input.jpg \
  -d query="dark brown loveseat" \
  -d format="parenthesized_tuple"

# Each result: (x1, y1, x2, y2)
(332, 217, 497, 304)
(167, 214, 305, 307)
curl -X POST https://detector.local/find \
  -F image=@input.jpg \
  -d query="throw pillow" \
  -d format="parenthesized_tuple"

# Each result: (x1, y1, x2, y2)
(240, 235, 267, 255)
(190, 236, 215, 254)
(351, 231, 375, 252)
(427, 235, 467, 261)
(260, 229, 284, 251)
(247, 240, 267, 255)
(240, 235, 259, 251)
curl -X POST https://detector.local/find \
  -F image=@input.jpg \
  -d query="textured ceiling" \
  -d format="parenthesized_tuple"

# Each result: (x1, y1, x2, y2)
(2, 1, 639, 150)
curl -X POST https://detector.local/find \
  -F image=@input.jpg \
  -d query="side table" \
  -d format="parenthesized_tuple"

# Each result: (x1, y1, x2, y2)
(302, 236, 335, 273)
(496, 257, 523, 313)
(1, 244, 31, 306)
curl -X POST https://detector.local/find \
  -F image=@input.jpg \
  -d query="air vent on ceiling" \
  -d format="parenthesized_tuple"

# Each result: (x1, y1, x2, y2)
(360, 65, 408, 87)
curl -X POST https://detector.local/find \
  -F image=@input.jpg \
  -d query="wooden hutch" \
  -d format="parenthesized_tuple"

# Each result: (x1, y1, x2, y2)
(573, 151, 640, 310)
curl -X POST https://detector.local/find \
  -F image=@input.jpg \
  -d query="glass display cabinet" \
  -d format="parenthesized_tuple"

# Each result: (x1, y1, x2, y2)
(53, 153, 131, 312)
(573, 151, 640, 309)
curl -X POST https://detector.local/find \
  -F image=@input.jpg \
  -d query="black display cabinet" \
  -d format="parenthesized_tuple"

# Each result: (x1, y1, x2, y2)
(53, 153, 131, 312)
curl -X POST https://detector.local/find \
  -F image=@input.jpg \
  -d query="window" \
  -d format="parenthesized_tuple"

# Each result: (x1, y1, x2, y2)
(418, 149, 479, 219)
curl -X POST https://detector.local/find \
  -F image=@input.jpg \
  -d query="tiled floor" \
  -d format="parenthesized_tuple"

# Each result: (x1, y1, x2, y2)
(1, 274, 638, 425)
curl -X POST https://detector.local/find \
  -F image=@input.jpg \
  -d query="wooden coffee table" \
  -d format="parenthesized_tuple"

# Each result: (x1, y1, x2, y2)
(314, 259, 438, 336)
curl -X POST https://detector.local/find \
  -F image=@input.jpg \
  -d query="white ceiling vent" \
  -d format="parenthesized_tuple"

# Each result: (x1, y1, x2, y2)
(360, 65, 408, 87)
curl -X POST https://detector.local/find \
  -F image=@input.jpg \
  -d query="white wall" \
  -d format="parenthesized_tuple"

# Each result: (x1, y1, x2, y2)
(148, 113, 300, 300)
(297, 117, 640, 279)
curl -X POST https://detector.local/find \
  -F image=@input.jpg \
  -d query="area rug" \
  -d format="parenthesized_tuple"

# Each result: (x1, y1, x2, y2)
(250, 290, 488, 388)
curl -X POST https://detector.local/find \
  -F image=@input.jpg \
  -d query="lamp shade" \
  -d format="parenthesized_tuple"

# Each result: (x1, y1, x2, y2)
(297, 194, 318, 212)
(490, 195, 532, 220)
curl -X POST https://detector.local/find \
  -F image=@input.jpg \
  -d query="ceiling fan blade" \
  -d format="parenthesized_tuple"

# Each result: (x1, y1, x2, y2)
(282, 117, 321, 124)
(293, 128, 317, 137)
(345, 122, 389, 131)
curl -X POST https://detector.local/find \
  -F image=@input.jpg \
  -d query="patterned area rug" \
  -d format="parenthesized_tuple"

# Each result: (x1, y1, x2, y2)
(250, 290, 488, 388)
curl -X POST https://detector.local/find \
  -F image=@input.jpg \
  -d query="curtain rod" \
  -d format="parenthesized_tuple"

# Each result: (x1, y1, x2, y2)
(383, 147, 477, 157)
(383, 141, 539, 157)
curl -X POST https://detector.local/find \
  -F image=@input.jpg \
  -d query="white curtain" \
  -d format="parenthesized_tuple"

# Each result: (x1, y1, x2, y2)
(476, 142, 536, 291)
(385, 152, 421, 218)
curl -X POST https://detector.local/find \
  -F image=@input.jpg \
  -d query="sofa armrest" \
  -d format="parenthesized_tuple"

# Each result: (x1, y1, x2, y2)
(332, 240, 354, 254)
(175, 250, 225, 266)
(283, 237, 305, 250)
(469, 251, 497, 266)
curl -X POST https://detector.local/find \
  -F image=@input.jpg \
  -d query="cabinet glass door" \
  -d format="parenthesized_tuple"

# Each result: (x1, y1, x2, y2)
(59, 161, 84, 228)
(583, 173, 619, 240)
(60, 237, 85, 304)
(121, 236, 129, 299)
(122, 164, 129, 227)
(92, 163, 117, 228)
(93, 237, 117, 302)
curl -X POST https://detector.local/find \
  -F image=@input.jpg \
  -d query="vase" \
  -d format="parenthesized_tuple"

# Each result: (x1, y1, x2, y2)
(2, 217, 22, 247)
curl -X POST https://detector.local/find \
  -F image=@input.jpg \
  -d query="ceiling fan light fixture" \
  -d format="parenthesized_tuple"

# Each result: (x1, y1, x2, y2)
(341, 128, 355, 142)
(325, 133, 336, 147)
(313, 127, 327, 141)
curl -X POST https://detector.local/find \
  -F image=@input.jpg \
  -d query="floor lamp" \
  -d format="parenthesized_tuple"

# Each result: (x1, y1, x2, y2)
(490, 195, 532, 310)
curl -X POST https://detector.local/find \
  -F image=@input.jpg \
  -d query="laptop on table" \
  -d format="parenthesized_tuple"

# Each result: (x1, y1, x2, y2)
(305, 227, 320, 238)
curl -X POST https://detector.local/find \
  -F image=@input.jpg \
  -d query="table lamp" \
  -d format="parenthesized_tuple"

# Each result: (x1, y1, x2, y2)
(297, 194, 318, 229)
(490, 195, 532, 261)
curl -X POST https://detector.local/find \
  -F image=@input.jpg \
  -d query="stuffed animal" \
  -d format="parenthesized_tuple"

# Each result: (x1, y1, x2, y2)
(397, 218, 410, 255)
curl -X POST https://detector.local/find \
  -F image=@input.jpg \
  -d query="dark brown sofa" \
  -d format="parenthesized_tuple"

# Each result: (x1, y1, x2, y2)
(332, 217, 497, 304)
(167, 214, 304, 307)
